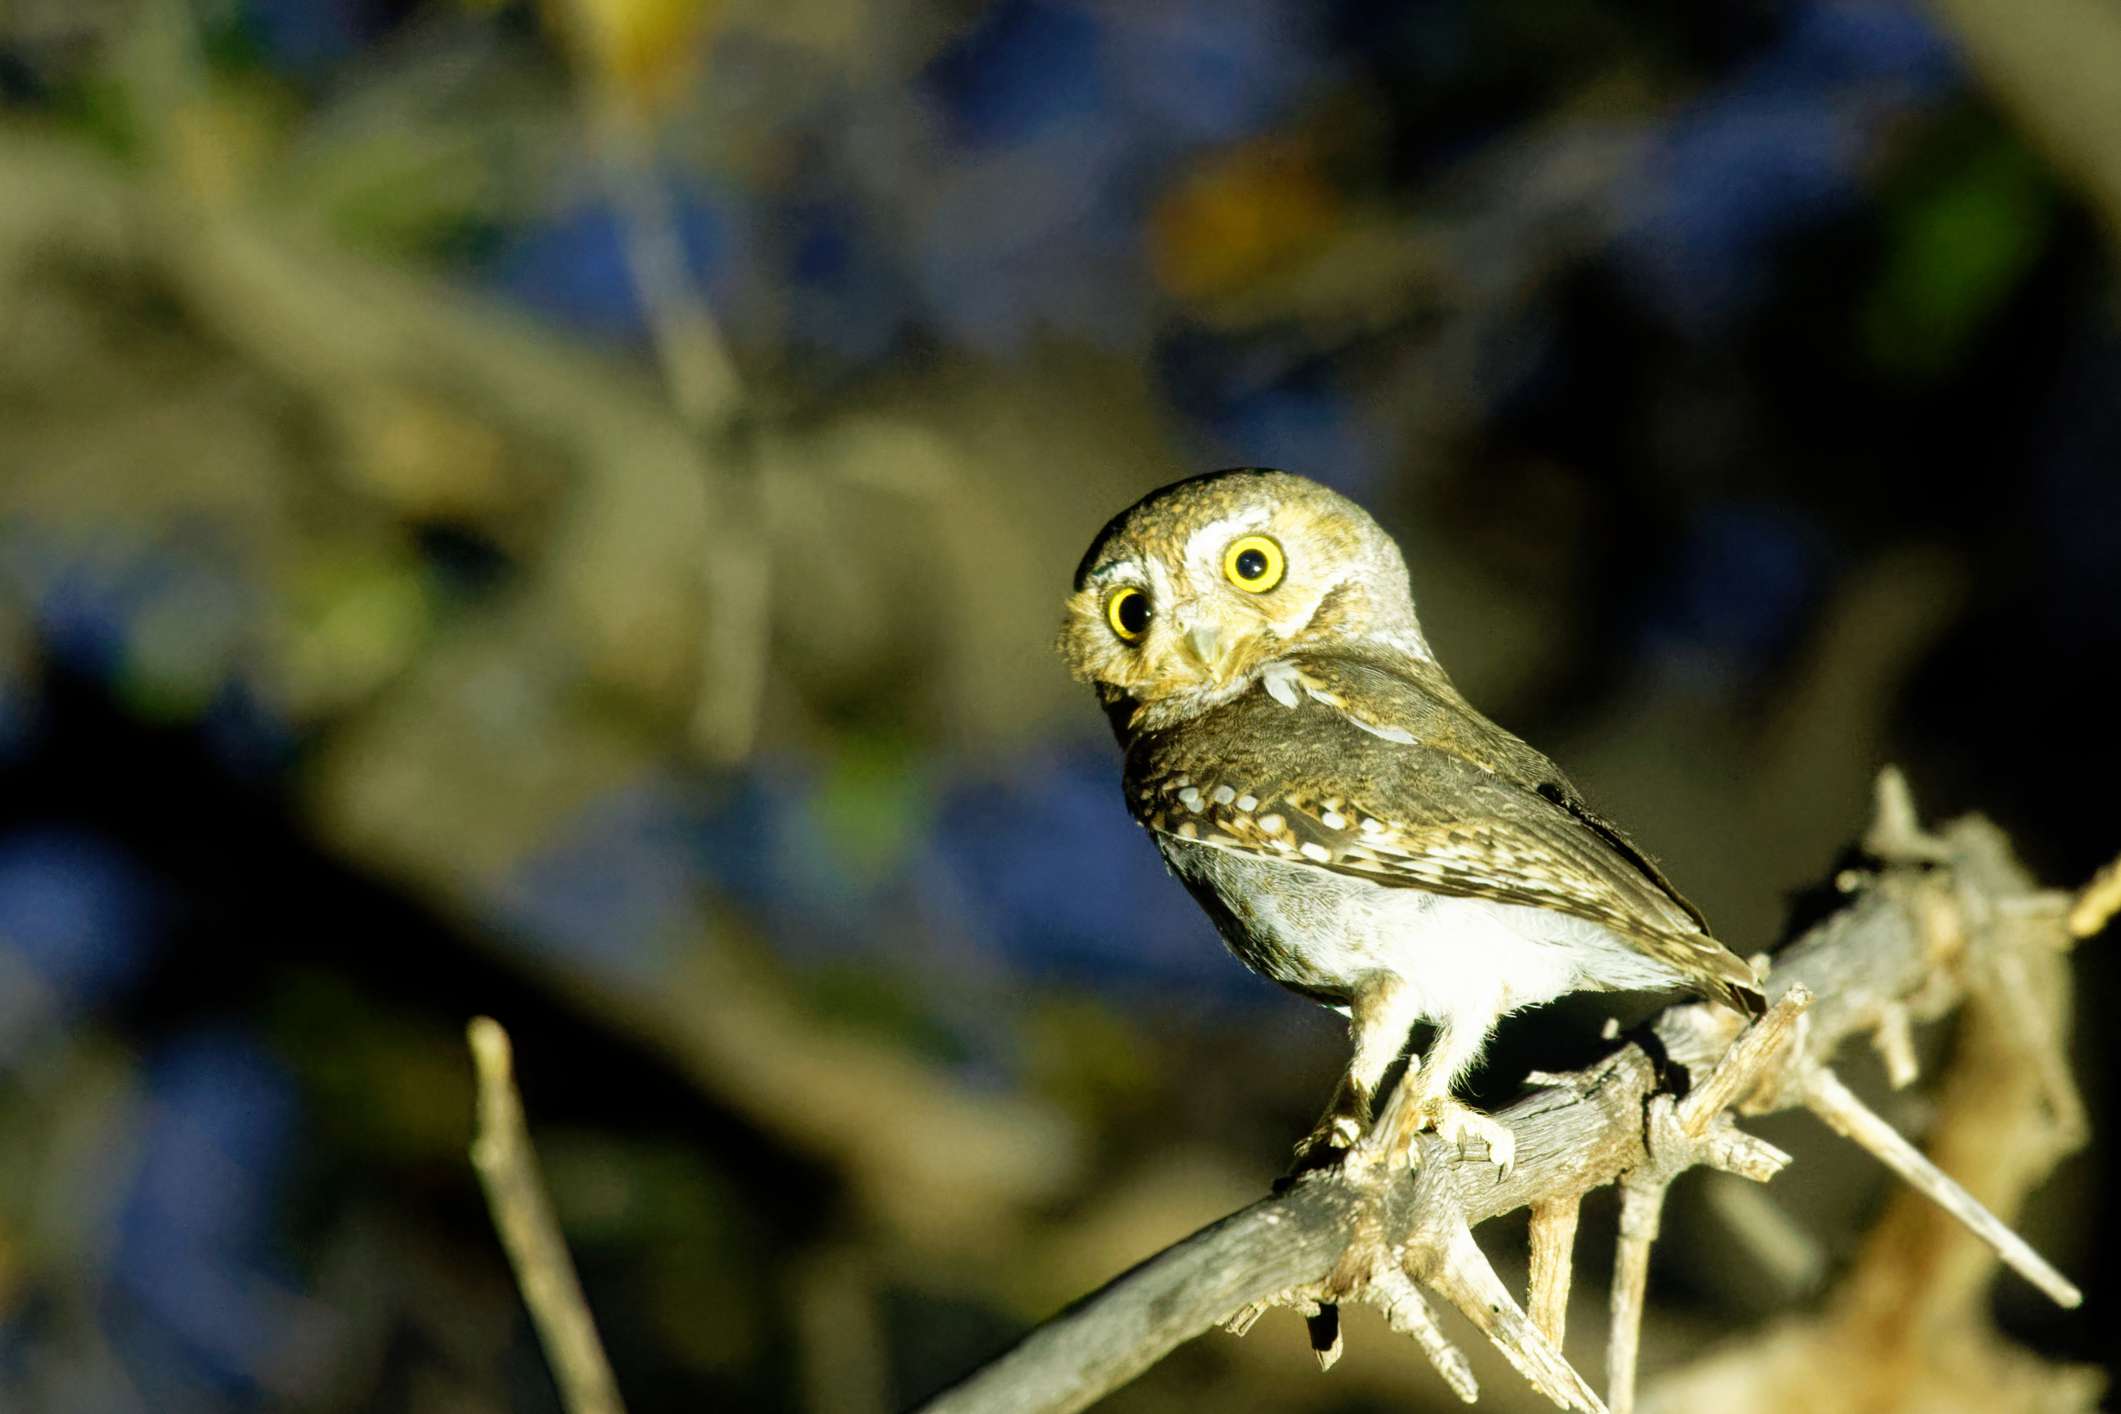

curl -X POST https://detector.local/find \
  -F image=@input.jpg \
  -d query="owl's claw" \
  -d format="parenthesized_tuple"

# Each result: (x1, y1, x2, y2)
(1370, 1089, 1516, 1178)
(1283, 1112, 1367, 1185)
(1430, 1097, 1516, 1178)
(1284, 1070, 1377, 1180)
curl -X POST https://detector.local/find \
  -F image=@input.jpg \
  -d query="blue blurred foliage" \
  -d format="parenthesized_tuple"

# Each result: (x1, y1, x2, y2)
(489, 177, 759, 343)
(1157, 331, 1386, 496)
(487, 0, 1329, 357)
(781, 194, 914, 364)
(926, 747, 1238, 993)
(4, 529, 145, 681)
(108, 1032, 309, 1406)
(1639, 503, 1835, 688)
(0, 830, 159, 1064)
(239, 0, 371, 74)
(193, 676, 300, 781)
(926, 0, 1109, 151)
(929, 0, 1317, 153)
(0, 526, 290, 772)
(489, 748, 1245, 1006)
(1611, 0, 1962, 332)
(490, 774, 722, 983)
(911, 0, 1326, 353)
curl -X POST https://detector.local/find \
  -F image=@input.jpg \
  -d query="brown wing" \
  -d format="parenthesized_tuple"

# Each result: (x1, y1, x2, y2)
(1289, 653, 1719, 929)
(1126, 651, 1763, 1015)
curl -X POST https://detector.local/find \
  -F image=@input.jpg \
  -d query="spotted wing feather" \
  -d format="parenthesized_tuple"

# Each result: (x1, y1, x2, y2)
(1127, 650, 1763, 1015)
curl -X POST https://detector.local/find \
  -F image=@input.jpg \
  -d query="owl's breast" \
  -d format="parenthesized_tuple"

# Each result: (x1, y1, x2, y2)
(1154, 831, 1407, 1005)
(1150, 832, 1689, 1023)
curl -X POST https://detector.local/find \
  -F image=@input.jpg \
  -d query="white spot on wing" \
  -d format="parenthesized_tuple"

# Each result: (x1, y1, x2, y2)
(1262, 660, 1303, 708)
(1296, 677, 1419, 743)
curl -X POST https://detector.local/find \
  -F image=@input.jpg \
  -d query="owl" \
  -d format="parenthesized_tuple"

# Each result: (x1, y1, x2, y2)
(1058, 469, 1763, 1173)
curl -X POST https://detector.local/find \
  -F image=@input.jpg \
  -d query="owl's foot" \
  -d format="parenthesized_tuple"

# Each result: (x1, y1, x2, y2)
(1371, 1089, 1516, 1177)
(1428, 1097, 1516, 1176)
(1280, 1082, 1374, 1185)
(1286, 1112, 1367, 1177)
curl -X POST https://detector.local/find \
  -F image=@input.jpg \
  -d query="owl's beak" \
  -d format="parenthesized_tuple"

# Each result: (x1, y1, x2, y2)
(1183, 623, 1228, 678)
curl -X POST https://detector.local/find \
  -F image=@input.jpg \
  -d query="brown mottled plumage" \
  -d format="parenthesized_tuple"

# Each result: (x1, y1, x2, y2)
(1059, 469, 1762, 1173)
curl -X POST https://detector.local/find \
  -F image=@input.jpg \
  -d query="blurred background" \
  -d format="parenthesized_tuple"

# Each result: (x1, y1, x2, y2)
(1, 0, 2116, 1410)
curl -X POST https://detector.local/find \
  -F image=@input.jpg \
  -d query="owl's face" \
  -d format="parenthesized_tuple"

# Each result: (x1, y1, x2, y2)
(1059, 469, 1431, 731)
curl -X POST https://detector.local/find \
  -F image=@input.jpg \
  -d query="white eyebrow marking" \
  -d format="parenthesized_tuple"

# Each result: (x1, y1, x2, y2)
(1084, 566, 1141, 587)
(1180, 507, 1273, 571)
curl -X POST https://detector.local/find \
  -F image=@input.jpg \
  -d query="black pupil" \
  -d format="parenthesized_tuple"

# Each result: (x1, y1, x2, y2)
(1235, 548, 1269, 580)
(1116, 591, 1150, 634)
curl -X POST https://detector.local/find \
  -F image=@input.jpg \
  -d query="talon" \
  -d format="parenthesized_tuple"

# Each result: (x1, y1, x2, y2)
(1289, 1127, 1357, 1167)
(1285, 1114, 1369, 1184)
(1433, 1099, 1516, 1177)
(1371, 1092, 1515, 1176)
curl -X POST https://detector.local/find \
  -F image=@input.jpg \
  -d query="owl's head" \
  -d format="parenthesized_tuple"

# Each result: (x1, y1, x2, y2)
(1058, 469, 1431, 731)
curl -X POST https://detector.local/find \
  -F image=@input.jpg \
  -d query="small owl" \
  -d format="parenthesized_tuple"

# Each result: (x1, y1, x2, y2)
(1058, 469, 1763, 1173)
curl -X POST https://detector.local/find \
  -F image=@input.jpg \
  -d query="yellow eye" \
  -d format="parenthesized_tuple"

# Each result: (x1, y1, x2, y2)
(1106, 586, 1151, 641)
(1222, 535, 1285, 593)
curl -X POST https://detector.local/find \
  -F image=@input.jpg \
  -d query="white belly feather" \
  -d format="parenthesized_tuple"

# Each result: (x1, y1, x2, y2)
(1161, 833, 1690, 1030)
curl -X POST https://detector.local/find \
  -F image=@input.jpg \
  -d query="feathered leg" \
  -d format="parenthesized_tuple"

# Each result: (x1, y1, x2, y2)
(1372, 1011, 1515, 1175)
(1290, 973, 1422, 1171)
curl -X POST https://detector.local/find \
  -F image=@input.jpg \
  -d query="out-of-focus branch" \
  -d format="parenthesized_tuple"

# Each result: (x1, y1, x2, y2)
(553, 0, 771, 763)
(918, 770, 2103, 1414)
(468, 1017, 627, 1414)
(1923, 0, 2121, 249)
(1, 126, 1092, 1260)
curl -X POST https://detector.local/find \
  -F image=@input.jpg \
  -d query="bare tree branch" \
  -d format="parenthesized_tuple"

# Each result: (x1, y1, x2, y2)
(1606, 1169, 1667, 1414)
(1800, 1068, 2078, 1308)
(468, 1017, 628, 1414)
(918, 770, 2104, 1414)
(1526, 1195, 1580, 1350)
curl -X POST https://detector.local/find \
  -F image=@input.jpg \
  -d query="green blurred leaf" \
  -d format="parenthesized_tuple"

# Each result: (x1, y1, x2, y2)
(813, 734, 931, 886)
(1861, 136, 2056, 380)
(281, 543, 436, 715)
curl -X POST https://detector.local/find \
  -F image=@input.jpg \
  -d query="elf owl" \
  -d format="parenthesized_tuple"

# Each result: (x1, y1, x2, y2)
(1058, 469, 1763, 1173)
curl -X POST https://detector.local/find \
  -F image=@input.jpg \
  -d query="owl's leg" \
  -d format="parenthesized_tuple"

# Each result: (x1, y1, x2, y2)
(1289, 974, 1421, 1173)
(1370, 1015, 1516, 1175)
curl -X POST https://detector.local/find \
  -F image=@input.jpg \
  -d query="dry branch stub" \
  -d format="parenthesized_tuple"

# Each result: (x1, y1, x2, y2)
(468, 1018, 629, 1414)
